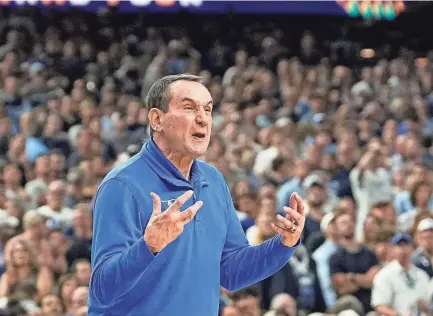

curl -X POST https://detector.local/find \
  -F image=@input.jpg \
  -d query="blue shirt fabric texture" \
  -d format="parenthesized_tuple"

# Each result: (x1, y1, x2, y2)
(88, 138, 299, 316)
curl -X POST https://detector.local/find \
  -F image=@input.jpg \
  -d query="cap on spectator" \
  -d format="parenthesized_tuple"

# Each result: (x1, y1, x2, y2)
(391, 233, 413, 245)
(320, 213, 336, 232)
(416, 218, 433, 232)
(303, 174, 325, 190)
(22, 210, 44, 230)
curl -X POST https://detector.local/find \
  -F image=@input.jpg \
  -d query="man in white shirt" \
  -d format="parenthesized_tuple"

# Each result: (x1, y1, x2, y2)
(37, 180, 73, 227)
(371, 233, 431, 316)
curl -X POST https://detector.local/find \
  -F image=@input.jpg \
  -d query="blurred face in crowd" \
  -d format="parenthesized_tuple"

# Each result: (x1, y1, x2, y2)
(49, 230, 67, 252)
(35, 155, 51, 179)
(76, 129, 93, 155)
(259, 197, 276, 215)
(258, 184, 276, 200)
(363, 215, 381, 243)
(71, 287, 89, 311)
(0, 117, 12, 136)
(414, 183, 432, 208)
(150, 80, 213, 158)
(272, 294, 297, 316)
(11, 241, 31, 268)
(404, 136, 420, 160)
(46, 181, 66, 211)
(306, 184, 327, 208)
(392, 241, 413, 266)
(294, 159, 309, 180)
(60, 277, 79, 305)
(75, 261, 91, 286)
(9, 134, 26, 157)
(221, 306, 242, 316)
(50, 153, 65, 175)
(26, 217, 46, 240)
(417, 229, 433, 255)
(3, 163, 22, 187)
(41, 294, 63, 316)
(256, 212, 276, 239)
(234, 295, 261, 316)
(73, 207, 92, 232)
(335, 213, 355, 240)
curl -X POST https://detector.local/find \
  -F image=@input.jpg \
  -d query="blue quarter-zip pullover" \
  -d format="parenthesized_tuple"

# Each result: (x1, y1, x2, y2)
(88, 138, 299, 316)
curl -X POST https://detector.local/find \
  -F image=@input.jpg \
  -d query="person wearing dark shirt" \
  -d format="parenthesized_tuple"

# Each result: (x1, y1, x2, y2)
(329, 212, 380, 313)
(302, 177, 327, 245)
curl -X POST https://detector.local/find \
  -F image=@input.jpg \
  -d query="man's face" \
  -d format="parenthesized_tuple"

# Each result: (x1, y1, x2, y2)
(234, 295, 261, 316)
(75, 262, 91, 286)
(418, 230, 433, 253)
(335, 213, 355, 239)
(393, 242, 413, 263)
(153, 80, 213, 158)
(41, 294, 63, 316)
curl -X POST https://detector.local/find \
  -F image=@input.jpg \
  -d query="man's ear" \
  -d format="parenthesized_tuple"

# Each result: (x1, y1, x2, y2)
(148, 108, 163, 133)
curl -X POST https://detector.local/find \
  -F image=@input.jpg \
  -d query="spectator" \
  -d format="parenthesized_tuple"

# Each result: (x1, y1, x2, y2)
(329, 212, 380, 313)
(37, 180, 73, 227)
(312, 212, 339, 309)
(412, 218, 433, 277)
(0, 240, 53, 300)
(40, 294, 63, 316)
(230, 287, 264, 316)
(371, 233, 431, 316)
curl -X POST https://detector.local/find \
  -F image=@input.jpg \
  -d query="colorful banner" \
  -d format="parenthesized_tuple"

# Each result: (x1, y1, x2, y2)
(0, 0, 406, 18)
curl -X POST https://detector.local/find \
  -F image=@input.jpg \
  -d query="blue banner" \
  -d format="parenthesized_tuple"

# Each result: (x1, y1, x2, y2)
(0, 0, 406, 18)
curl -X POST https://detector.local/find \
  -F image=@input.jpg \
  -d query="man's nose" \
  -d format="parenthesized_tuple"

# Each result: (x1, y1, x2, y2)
(195, 110, 208, 126)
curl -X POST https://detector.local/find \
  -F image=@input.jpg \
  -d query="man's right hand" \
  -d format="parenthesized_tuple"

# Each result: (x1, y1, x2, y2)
(144, 190, 203, 254)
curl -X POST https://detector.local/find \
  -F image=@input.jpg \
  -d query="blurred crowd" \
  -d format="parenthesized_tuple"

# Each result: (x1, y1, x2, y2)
(0, 5, 432, 316)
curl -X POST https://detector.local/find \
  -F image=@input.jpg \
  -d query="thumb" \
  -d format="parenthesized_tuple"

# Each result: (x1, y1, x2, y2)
(150, 192, 161, 217)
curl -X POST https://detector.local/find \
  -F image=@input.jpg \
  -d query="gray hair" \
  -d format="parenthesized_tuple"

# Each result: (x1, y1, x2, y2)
(145, 74, 203, 135)
(145, 74, 203, 113)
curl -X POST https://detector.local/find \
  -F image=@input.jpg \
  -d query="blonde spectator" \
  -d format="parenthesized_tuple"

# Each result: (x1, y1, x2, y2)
(4, 210, 53, 268)
(0, 240, 53, 300)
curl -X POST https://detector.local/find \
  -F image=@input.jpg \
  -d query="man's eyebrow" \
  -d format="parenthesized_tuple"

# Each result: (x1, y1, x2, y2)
(181, 97, 213, 107)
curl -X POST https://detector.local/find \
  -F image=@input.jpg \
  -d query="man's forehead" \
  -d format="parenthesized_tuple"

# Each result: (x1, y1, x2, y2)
(169, 80, 212, 103)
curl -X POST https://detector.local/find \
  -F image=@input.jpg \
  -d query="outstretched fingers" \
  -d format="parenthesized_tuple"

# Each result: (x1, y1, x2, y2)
(178, 201, 203, 224)
(150, 192, 162, 217)
(168, 190, 194, 213)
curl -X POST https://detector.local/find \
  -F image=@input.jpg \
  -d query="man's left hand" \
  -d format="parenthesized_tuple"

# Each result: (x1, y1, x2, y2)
(271, 192, 305, 247)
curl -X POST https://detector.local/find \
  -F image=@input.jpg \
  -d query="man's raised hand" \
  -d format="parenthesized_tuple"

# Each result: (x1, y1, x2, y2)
(144, 190, 203, 254)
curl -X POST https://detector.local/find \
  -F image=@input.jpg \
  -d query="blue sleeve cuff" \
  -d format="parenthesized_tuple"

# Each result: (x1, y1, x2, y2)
(130, 237, 156, 269)
(276, 234, 302, 249)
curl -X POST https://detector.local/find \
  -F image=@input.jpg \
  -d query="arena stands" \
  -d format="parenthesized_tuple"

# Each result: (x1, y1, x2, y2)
(0, 2, 432, 316)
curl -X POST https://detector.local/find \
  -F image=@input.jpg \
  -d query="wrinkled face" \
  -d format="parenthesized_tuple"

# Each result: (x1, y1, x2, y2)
(151, 80, 213, 158)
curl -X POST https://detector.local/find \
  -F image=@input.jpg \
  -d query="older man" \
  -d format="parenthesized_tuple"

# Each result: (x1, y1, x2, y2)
(88, 74, 305, 316)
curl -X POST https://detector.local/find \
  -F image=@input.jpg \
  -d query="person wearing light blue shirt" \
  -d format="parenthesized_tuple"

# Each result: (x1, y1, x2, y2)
(312, 213, 339, 308)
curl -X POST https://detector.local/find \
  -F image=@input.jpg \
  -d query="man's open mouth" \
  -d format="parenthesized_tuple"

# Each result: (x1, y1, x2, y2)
(192, 133, 206, 139)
